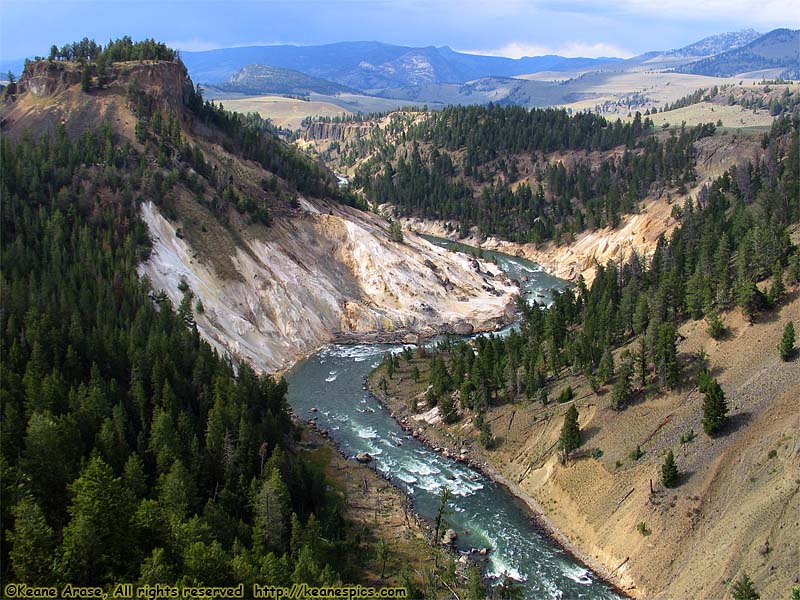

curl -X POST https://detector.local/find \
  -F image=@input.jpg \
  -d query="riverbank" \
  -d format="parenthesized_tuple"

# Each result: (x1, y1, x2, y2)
(366, 289, 800, 599)
(365, 365, 636, 597)
(400, 205, 675, 286)
(292, 422, 442, 587)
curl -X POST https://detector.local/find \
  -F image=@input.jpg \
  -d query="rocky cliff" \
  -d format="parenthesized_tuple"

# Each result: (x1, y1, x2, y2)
(140, 195, 517, 373)
(303, 120, 372, 142)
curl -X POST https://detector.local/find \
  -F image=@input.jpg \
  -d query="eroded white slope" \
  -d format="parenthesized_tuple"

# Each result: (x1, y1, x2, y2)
(139, 199, 516, 373)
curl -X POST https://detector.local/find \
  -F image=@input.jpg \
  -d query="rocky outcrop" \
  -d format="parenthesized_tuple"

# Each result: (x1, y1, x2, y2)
(18, 61, 82, 96)
(303, 121, 371, 142)
(16, 59, 194, 110)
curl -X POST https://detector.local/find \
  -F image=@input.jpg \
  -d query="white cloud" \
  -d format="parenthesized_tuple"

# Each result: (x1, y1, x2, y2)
(463, 41, 634, 59)
(544, 0, 800, 27)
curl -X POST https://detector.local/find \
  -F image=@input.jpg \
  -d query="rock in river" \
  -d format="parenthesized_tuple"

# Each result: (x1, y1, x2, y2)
(355, 452, 373, 463)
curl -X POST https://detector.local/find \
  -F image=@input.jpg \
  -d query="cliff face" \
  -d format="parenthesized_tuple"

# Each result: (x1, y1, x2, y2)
(3, 59, 195, 143)
(17, 60, 82, 96)
(17, 59, 194, 104)
(139, 197, 517, 373)
(303, 121, 371, 142)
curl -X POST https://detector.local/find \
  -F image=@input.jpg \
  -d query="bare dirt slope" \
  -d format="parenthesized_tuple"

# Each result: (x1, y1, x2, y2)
(372, 292, 800, 599)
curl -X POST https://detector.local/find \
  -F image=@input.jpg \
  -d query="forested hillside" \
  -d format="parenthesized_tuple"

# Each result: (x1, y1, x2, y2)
(353, 105, 718, 243)
(0, 38, 389, 589)
(380, 113, 798, 431)
(368, 112, 800, 599)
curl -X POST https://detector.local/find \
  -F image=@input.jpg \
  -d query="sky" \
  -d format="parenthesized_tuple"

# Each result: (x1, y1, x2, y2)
(1, 0, 798, 63)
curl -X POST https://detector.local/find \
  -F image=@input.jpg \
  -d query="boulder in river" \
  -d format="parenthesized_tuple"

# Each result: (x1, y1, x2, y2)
(355, 452, 373, 463)
(504, 300, 517, 320)
(442, 528, 458, 544)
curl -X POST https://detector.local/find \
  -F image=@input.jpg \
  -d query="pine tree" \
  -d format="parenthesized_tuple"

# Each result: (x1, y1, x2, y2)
(292, 544, 321, 585)
(598, 348, 615, 384)
(433, 486, 452, 547)
(8, 496, 55, 584)
(768, 263, 786, 305)
(559, 404, 581, 454)
(611, 363, 632, 410)
(389, 220, 404, 242)
(661, 450, 679, 488)
(375, 538, 389, 579)
(438, 392, 458, 424)
(778, 321, 796, 361)
(80, 65, 92, 92)
(139, 547, 176, 584)
(700, 372, 728, 436)
(58, 455, 136, 584)
(698, 371, 728, 435)
(705, 310, 726, 340)
(252, 469, 290, 554)
(731, 573, 760, 600)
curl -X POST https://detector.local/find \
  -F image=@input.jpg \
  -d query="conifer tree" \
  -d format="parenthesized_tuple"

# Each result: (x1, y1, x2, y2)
(8, 496, 55, 585)
(559, 404, 581, 454)
(731, 573, 760, 600)
(611, 363, 632, 410)
(58, 456, 136, 583)
(375, 538, 389, 579)
(779, 321, 796, 361)
(768, 263, 786, 305)
(466, 565, 486, 600)
(433, 486, 452, 547)
(81, 65, 92, 92)
(705, 310, 726, 340)
(598, 348, 615, 384)
(700, 371, 728, 436)
(438, 392, 458, 424)
(661, 450, 679, 488)
(253, 469, 290, 554)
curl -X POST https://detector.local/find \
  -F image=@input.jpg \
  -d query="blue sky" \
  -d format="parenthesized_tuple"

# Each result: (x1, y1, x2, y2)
(1, 0, 797, 61)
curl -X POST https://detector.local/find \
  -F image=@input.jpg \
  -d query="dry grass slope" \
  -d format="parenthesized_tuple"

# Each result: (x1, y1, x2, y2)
(372, 291, 800, 599)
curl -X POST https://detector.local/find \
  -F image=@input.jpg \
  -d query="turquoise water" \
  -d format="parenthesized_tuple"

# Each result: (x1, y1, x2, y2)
(285, 237, 621, 599)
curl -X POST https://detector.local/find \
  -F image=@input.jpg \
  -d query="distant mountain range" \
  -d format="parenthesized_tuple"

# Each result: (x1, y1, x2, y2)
(182, 29, 798, 103)
(181, 42, 621, 91)
(675, 28, 799, 77)
(216, 64, 356, 96)
(666, 29, 763, 58)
